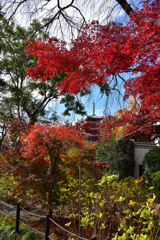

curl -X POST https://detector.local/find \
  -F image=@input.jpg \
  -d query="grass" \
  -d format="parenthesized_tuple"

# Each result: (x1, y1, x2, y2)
(0, 216, 44, 240)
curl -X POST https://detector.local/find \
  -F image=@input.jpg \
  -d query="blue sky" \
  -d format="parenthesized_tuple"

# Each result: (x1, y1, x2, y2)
(49, 76, 127, 122)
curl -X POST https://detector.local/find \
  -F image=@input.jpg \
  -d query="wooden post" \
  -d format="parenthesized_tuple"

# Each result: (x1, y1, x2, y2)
(45, 213, 50, 240)
(16, 203, 20, 233)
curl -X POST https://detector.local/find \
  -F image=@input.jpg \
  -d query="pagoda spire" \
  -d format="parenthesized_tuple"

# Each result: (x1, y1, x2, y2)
(93, 100, 95, 115)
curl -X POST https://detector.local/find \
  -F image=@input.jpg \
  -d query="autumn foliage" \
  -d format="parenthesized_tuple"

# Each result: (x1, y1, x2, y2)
(25, 0, 160, 137)
(1, 122, 86, 215)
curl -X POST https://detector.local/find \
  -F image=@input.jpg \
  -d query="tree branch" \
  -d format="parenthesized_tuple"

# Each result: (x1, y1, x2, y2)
(116, 0, 134, 15)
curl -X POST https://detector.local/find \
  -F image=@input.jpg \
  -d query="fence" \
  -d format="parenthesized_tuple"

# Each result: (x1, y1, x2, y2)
(0, 198, 97, 240)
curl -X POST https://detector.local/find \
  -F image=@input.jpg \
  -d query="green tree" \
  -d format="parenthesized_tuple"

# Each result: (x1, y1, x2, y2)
(0, 12, 64, 147)
(143, 147, 160, 185)
(95, 138, 135, 179)
(60, 92, 87, 116)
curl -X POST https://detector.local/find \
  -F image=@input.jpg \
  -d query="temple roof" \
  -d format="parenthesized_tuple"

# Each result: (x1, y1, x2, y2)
(85, 114, 104, 120)
(88, 114, 103, 118)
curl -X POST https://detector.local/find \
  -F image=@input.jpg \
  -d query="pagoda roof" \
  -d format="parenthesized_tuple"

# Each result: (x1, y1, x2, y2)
(86, 114, 104, 119)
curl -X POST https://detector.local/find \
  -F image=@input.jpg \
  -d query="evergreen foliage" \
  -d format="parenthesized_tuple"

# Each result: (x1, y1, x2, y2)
(95, 138, 135, 179)
(152, 171, 160, 198)
(143, 147, 160, 185)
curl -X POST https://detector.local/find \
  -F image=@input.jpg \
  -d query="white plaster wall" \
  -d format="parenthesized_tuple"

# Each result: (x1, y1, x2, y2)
(134, 143, 156, 178)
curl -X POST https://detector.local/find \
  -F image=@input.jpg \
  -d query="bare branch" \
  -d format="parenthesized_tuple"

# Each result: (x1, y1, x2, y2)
(1, 0, 136, 39)
(8, 0, 28, 22)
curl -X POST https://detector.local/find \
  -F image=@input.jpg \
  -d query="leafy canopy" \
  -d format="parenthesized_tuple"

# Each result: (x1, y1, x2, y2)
(25, 0, 160, 136)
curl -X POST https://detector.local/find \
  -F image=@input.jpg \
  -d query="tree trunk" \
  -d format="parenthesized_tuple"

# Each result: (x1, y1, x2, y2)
(47, 148, 61, 218)
(116, 0, 134, 16)
(48, 187, 54, 218)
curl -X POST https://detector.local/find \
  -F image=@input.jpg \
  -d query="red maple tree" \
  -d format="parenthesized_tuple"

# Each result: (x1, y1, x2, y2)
(1, 122, 85, 215)
(26, 0, 160, 136)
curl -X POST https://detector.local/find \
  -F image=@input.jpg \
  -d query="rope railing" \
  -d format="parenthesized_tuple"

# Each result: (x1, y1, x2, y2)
(0, 200, 16, 220)
(0, 198, 16, 209)
(49, 217, 88, 240)
(0, 199, 47, 239)
(0, 198, 97, 240)
(19, 219, 46, 237)
(0, 208, 16, 220)
(20, 205, 46, 218)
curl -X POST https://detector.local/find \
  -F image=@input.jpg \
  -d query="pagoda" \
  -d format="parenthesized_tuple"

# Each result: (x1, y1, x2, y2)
(81, 101, 104, 142)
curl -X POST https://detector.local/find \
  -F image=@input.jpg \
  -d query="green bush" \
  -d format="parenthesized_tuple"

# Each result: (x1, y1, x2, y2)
(0, 216, 43, 240)
(60, 175, 160, 240)
(143, 147, 160, 185)
(95, 138, 135, 179)
(152, 171, 160, 196)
